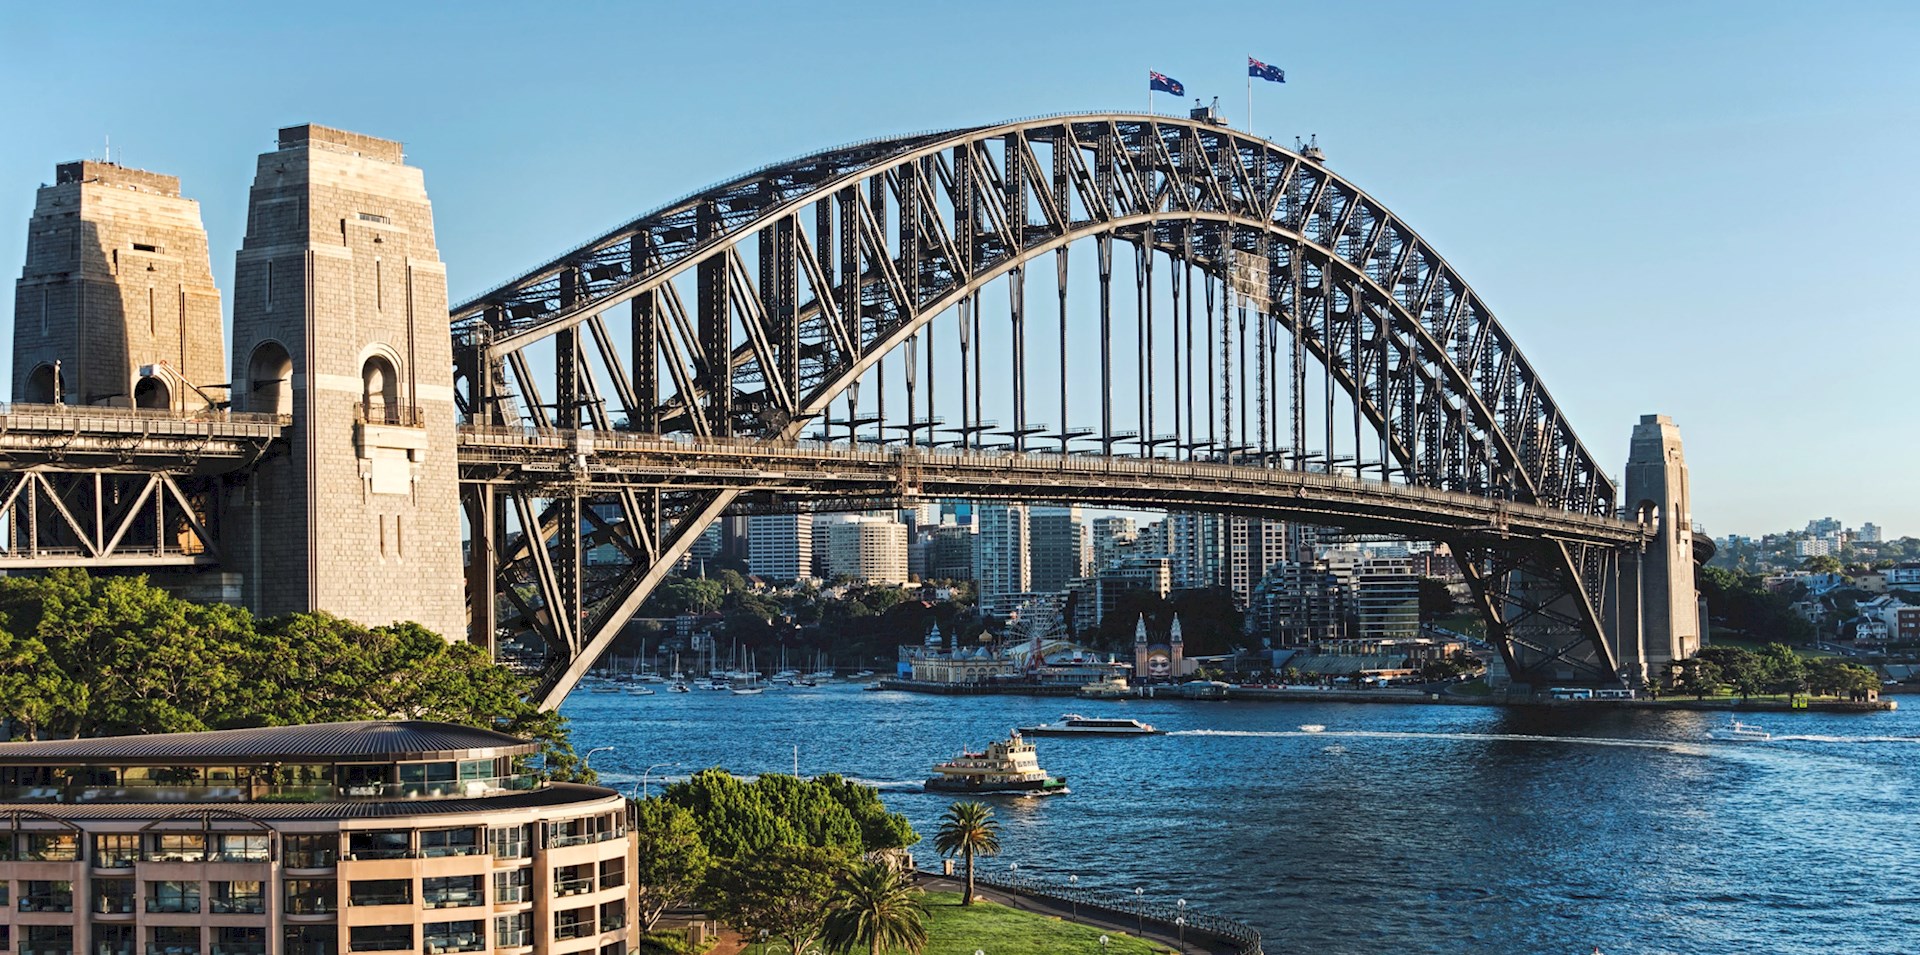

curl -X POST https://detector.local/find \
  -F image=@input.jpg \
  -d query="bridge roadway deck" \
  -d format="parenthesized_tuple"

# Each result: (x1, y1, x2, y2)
(458, 427, 1649, 548)
(0, 404, 287, 472)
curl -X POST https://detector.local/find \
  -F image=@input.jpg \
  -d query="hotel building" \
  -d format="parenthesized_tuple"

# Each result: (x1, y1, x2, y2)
(0, 721, 633, 955)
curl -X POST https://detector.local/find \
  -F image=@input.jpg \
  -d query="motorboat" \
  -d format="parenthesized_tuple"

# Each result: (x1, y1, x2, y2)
(924, 732, 1068, 796)
(730, 686, 766, 696)
(626, 686, 657, 696)
(1299, 724, 1327, 733)
(667, 682, 691, 693)
(1077, 677, 1133, 699)
(1709, 720, 1772, 742)
(1019, 715, 1160, 737)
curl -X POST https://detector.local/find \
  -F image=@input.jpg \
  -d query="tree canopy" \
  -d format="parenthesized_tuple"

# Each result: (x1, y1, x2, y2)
(658, 769, 918, 862)
(0, 569, 587, 777)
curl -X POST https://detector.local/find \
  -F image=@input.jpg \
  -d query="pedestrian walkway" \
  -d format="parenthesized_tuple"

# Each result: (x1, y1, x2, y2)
(917, 874, 1243, 955)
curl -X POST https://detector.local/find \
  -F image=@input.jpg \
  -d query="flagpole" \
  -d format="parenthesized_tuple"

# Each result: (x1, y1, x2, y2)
(1247, 68, 1253, 134)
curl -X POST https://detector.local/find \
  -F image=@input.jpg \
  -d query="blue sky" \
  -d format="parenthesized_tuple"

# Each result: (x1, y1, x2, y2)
(3, 0, 1915, 538)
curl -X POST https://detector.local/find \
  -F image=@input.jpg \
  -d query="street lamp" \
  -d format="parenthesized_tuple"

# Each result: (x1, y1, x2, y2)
(636, 763, 681, 800)
(1134, 887, 1145, 934)
(1068, 874, 1079, 917)
(582, 746, 615, 773)
(1175, 915, 1187, 942)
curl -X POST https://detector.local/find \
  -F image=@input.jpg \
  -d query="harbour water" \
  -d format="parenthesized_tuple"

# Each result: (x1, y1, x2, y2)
(566, 684, 1920, 955)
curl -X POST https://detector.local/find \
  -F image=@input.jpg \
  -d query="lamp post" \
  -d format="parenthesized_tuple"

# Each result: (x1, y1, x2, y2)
(582, 746, 615, 774)
(1175, 915, 1187, 942)
(1134, 887, 1145, 934)
(636, 763, 681, 800)
(1069, 874, 1079, 917)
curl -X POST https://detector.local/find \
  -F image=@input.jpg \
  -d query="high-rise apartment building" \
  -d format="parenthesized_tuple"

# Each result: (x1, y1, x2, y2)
(817, 516, 908, 583)
(972, 503, 1030, 611)
(1090, 516, 1138, 573)
(745, 513, 812, 581)
(1027, 505, 1087, 594)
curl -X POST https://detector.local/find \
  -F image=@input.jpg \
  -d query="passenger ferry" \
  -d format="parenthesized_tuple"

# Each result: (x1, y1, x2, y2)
(1018, 714, 1160, 737)
(1709, 720, 1772, 742)
(924, 733, 1068, 796)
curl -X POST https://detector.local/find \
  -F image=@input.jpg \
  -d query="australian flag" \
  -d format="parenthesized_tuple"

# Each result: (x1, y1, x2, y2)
(1249, 57, 1286, 84)
(1149, 71, 1184, 96)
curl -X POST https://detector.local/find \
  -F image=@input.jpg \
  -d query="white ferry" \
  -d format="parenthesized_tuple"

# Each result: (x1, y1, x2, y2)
(1708, 720, 1772, 742)
(1018, 714, 1161, 737)
(925, 733, 1069, 795)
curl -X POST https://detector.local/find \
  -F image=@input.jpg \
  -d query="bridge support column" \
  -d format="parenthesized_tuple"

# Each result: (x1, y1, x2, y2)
(1622, 414, 1701, 673)
(224, 124, 465, 641)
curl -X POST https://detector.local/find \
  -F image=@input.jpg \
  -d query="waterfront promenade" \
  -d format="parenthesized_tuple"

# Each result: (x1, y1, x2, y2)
(916, 874, 1256, 955)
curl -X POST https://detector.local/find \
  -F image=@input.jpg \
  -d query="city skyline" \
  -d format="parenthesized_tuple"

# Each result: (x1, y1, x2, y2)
(4, 1, 1917, 536)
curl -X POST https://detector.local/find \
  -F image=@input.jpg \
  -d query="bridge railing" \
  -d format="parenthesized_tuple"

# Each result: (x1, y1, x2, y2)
(0, 402, 290, 430)
(457, 424, 1642, 539)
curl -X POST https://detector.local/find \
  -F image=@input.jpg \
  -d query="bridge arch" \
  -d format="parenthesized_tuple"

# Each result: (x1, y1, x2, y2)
(452, 113, 1630, 703)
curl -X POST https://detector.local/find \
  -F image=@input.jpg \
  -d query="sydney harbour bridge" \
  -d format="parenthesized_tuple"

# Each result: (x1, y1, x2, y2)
(4, 112, 1702, 709)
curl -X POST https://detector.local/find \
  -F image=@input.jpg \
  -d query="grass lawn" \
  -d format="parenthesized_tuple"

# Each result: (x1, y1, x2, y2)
(922, 891, 1174, 955)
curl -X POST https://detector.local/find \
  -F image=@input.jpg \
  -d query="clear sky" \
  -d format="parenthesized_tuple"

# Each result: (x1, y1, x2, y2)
(3, 0, 1915, 538)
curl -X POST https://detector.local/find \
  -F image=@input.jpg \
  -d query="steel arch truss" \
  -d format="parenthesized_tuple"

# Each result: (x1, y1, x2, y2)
(452, 113, 1631, 703)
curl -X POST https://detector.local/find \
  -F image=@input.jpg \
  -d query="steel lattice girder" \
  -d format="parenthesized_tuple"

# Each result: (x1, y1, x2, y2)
(450, 113, 1634, 702)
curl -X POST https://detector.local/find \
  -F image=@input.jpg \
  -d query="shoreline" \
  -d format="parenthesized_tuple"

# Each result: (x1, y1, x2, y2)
(872, 679, 1895, 712)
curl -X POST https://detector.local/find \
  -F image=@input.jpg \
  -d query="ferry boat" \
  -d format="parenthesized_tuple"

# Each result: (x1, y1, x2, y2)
(1709, 720, 1772, 742)
(1018, 714, 1160, 737)
(1077, 676, 1134, 699)
(924, 733, 1068, 796)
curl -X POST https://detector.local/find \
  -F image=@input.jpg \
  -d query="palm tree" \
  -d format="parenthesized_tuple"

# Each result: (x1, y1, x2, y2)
(823, 861, 927, 955)
(933, 800, 1001, 905)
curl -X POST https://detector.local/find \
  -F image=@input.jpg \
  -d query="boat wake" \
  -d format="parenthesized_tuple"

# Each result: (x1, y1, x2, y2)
(1169, 728, 1706, 753)
(1769, 734, 1920, 744)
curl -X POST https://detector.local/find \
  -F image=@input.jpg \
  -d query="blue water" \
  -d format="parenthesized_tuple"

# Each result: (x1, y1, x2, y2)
(564, 685, 1920, 954)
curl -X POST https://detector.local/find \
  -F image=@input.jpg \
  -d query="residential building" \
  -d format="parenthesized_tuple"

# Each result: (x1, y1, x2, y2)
(1092, 556, 1173, 626)
(745, 513, 812, 582)
(818, 515, 908, 583)
(1886, 563, 1920, 589)
(0, 721, 634, 955)
(1859, 523, 1885, 544)
(924, 524, 975, 583)
(1089, 517, 1138, 573)
(1351, 555, 1420, 641)
(1225, 517, 1288, 607)
(1245, 560, 1345, 646)
(973, 503, 1030, 611)
(1027, 505, 1087, 594)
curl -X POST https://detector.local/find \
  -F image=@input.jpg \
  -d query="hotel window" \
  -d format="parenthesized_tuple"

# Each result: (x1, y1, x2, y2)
(489, 824, 530, 859)
(493, 868, 530, 905)
(145, 880, 200, 914)
(21, 832, 77, 862)
(213, 833, 269, 862)
(146, 832, 206, 863)
(422, 920, 484, 954)
(150, 926, 199, 955)
(92, 878, 135, 914)
(284, 879, 336, 915)
(94, 833, 139, 868)
(215, 926, 267, 955)
(345, 830, 411, 861)
(552, 863, 594, 898)
(422, 875, 482, 909)
(553, 906, 595, 941)
(284, 833, 338, 869)
(211, 880, 266, 914)
(20, 879, 73, 912)
(598, 857, 626, 890)
(348, 879, 411, 907)
(24, 927, 73, 955)
(418, 827, 480, 858)
(284, 925, 337, 955)
(347, 925, 412, 953)
(493, 913, 532, 950)
(599, 899, 626, 933)
(91, 924, 133, 955)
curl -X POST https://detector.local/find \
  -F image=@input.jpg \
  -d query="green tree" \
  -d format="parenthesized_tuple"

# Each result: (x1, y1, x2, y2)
(933, 801, 1001, 906)
(1802, 555, 1843, 575)
(705, 843, 845, 955)
(1695, 646, 1762, 701)
(1757, 643, 1807, 696)
(629, 799, 711, 931)
(823, 861, 927, 955)
(815, 775, 918, 851)
(1418, 577, 1456, 620)
(1808, 659, 1880, 699)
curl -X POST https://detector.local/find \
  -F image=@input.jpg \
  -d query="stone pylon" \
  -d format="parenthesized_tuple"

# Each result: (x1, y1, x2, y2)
(222, 125, 464, 641)
(1616, 414, 1701, 682)
(12, 161, 225, 409)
